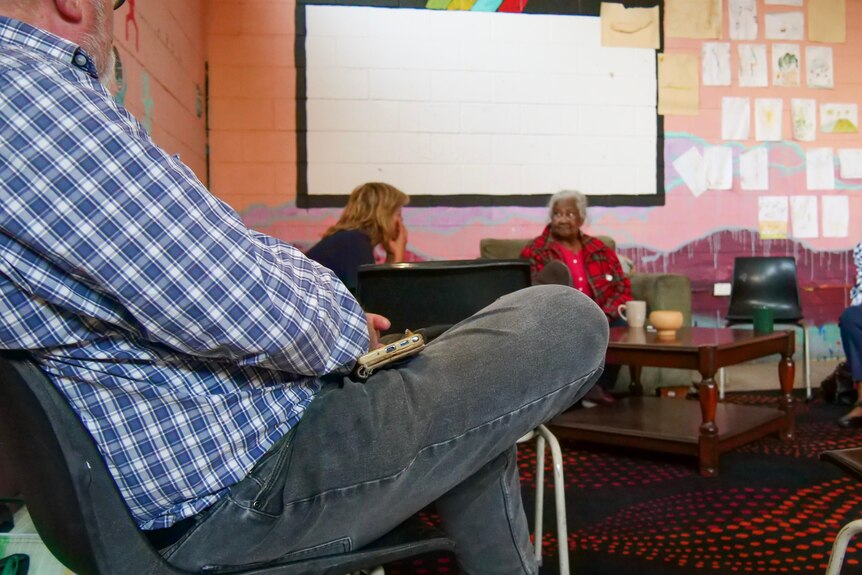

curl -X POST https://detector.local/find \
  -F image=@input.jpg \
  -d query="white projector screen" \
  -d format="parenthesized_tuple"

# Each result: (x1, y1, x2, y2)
(297, 4, 662, 207)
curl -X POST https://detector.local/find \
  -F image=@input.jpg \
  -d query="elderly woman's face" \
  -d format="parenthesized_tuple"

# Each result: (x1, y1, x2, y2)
(550, 198, 581, 241)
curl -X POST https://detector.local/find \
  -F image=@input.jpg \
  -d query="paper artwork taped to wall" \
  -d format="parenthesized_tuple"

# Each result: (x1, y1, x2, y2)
(722, 97, 751, 141)
(673, 146, 707, 197)
(600, 3, 660, 49)
(790, 196, 819, 239)
(756, 99, 783, 141)
(807, 46, 834, 89)
(765, 0, 802, 5)
(771, 44, 800, 87)
(738, 44, 768, 87)
(765, 12, 804, 40)
(791, 99, 817, 142)
(705, 146, 733, 190)
(664, 0, 722, 39)
(809, 0, 846, 43)
(838, 149, 862, 179)
(702, 43, 731, 86)
(740, 148, 769, 191)
(658, 53, 700, 115)
(758, 196, 789, 240)
(821, 104, 858, 134)
(806, 148, 836, 190)
(822, 195, 849, 238)
(729, 0, 757, 40)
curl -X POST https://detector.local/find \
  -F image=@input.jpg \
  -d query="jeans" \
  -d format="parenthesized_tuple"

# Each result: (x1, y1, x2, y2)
(163, 285, 608, 574)
(840, 305, 862, 382)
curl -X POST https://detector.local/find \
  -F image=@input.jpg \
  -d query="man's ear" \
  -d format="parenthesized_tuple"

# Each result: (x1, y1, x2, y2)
(54, 0, 84, 23)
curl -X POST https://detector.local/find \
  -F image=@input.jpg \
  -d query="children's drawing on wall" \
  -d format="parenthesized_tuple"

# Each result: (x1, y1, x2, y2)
(771, 44, 800, 87)
(822, 196, 850, 238)
(758, 196, 789, 239)
(663, 0, 722, 39)
(125, 0, 139, 52)
(722, 96, 751, 140)
(838, 149, 862, 179)
(807, 46, 834, 89)
(112, 46, 127, 107)
(790, 196, 818, 239)
(141, 72, 154, 134)
(791, 98, 816, 141)
(672, 146, 707, 197)
(728, 0, 757, 40)
(740, 148, 769, 190)
(755, 98, 783, 141)
(738, 44, 768, 87)
(764, 11, 804, 40)
(821, 104, 857, 134)
(806, 147, 836, 190)
(704, 145, 733, 190)
(702, 42, 731, 86)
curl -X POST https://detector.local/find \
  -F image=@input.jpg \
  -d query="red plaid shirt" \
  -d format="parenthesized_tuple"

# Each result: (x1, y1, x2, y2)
(521, 225, 632, 320)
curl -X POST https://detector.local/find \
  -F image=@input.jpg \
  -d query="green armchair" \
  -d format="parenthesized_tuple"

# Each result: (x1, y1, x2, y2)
(479, 237, 693, 393)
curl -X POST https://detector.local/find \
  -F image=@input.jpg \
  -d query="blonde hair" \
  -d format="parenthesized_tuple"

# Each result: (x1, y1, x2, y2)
(324, 182, 409, 246)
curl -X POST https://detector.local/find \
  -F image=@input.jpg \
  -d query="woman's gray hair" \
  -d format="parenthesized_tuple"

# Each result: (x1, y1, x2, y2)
(547, 189, 588, 223)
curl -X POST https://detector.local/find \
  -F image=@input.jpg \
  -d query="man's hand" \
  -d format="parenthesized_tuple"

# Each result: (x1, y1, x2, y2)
(366, 313, 391, 350)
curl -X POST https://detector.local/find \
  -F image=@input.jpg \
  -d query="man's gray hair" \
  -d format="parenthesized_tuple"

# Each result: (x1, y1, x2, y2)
(547, 189, 588, 223)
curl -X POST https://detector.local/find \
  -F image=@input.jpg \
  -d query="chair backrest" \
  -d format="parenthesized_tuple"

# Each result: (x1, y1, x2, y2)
(479, 236, 617, 260)
(356, 259, 532, 334)
(726, 256, 803, 323)
(0, 355, 457, 575)
(0, 354, 173, 575)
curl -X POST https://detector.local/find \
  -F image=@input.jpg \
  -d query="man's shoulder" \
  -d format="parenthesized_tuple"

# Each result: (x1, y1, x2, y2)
(0, 43, 67, 88)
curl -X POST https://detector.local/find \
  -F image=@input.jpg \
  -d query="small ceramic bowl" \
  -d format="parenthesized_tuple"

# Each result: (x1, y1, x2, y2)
(649, 310, 684, 340)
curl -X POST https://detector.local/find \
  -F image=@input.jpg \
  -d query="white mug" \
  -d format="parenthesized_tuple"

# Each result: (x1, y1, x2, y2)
(618, 300, 647, 328)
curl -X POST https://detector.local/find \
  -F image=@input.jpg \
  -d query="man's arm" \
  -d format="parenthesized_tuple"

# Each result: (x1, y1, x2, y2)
(0, 65, 368, 375)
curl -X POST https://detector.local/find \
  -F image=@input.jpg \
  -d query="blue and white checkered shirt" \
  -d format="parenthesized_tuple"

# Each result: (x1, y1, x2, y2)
(0, 17, 369, 530)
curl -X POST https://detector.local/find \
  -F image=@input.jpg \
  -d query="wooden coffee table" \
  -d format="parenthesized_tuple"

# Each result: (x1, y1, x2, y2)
(550, 327, 796, 477)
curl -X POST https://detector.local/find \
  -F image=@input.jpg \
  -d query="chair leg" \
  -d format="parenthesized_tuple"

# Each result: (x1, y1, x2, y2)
(718, 367, 726, 400)
(826, 519, 862, 575)
(534, 434, 546, 566)
(535, 424, 570, 575)
(803, 324, 812, 400)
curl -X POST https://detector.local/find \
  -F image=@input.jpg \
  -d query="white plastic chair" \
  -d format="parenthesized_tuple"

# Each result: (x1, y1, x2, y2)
(517, 424, 569, 575)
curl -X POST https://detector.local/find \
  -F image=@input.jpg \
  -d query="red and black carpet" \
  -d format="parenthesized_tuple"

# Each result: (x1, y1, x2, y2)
(388, 394, 862, 574)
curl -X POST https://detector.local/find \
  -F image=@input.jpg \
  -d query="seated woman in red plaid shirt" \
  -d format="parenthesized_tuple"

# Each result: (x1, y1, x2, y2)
(522, 189, 632, 405)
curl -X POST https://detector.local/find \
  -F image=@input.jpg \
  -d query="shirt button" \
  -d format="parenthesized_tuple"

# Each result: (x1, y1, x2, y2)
(74, 53, 88, 67)
(573, 259, 578, 263)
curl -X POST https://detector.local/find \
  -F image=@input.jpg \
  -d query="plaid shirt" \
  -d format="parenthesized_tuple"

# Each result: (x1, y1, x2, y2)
(0, 17, 369, 530)
(521, 225, 632, 319)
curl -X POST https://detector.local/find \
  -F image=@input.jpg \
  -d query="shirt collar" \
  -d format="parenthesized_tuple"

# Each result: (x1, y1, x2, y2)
(0, 16, 99, 78)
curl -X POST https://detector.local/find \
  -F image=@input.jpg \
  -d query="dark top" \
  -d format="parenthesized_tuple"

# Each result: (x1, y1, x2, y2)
(306, 229, 375, 292)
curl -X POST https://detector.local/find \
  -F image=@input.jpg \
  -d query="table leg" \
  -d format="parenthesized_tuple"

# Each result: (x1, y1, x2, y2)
(628, 365, 643, 396)
(778, 352, 796, 440)
(698, 377, 719, 477)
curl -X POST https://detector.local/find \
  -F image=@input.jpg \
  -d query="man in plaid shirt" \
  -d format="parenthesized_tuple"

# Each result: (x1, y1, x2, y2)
(0, 1, 608, 573)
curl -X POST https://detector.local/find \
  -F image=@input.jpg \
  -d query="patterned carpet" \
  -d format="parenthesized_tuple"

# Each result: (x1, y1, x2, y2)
(387, 393, 862, 574)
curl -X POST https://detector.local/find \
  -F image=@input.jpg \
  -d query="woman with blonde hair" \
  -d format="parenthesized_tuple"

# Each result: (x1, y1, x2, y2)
(306, 182, 409, 292)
